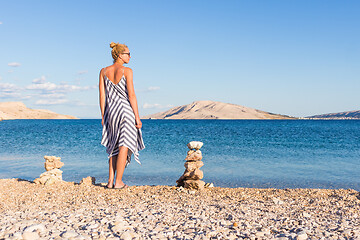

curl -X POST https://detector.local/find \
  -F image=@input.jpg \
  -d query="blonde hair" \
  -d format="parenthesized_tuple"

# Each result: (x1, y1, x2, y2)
(110, 42, 128, 62)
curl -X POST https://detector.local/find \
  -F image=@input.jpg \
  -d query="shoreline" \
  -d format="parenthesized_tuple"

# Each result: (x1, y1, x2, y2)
(1, 178, 359, 239)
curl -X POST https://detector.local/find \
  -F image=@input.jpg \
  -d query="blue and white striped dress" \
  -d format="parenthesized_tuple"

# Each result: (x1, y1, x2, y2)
(101, 68, 145, 166)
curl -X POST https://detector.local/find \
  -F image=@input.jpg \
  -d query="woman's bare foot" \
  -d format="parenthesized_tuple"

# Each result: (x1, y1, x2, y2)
(106, 180, 114, 188)
(114, 181, 126, 189)
(114, 184, 128, 189)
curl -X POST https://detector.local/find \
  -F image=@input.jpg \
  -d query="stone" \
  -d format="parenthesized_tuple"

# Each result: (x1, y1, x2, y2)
(80, 176, 96, 185)
(184, 180, 205, 190)
(40, 169, 63, 178)
(273, 198, 284, 205)
(61, 230, 79, 238)
(22, 231, 39, 240)
(176, 169, 203, 186)
(44, 161, 55, 171)
(184, 161, 204, 171)
(33, 178, 40, 184)
(296, 231, 307, 240)
(185, 150, 202, 161)
(24, 224, 46, 233)
(44, 155, 61, 162)
(112, 219, 133, 233)
(119, 231, 132, 240)
(205, 182, 214, 188)
(187, 141, 203, 150)
(42, 155, 64, 172)
(187, 150, 196, 155)
(44, 177, 57, 185)
(54, 160, 64, 169)
(183, 169, 203, 180)
(176, 176, 185, 187)
(35, 167, 63, 185)
(34, 176, 49, 185)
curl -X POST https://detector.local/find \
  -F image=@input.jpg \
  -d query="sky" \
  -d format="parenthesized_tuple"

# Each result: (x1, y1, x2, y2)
(0, 1, 359, 118)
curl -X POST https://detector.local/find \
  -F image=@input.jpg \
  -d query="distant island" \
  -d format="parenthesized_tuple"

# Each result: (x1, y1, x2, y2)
(305, 110, 360, 119)
(0, 102, 77, 120)
(142, 100, 296, 120)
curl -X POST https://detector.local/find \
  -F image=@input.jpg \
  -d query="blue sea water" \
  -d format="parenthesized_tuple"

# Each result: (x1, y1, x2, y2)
(0, 119, 359, 190)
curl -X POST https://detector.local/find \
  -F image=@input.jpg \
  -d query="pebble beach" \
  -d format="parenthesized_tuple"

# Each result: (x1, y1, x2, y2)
(1, 178, 360, 240)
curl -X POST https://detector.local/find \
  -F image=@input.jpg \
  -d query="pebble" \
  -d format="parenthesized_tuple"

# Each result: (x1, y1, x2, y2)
(61, 230, 79, 238)
(119, 231, 132, 240)
(24, 224, 46, 233)
(22, 231, 39, 240)
(296, 231, 308, 240)
(0, 179, 359, 239)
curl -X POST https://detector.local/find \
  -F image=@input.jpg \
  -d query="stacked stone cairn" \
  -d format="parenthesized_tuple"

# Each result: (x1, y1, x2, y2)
(34, 156, 64, 185)
(176, 141, 205, 190)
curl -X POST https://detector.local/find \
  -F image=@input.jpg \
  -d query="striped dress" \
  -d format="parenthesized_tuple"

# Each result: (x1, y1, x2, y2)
(101, 68, 145, 166)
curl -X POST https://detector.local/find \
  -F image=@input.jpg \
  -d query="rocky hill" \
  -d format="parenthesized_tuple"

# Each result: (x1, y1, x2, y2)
(142, 100, 295, 120)
(306, 110, 360, 119)
(0, 102, 77, 120)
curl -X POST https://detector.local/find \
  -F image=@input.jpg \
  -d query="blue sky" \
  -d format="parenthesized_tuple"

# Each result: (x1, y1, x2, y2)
(0, 1, 359, 118)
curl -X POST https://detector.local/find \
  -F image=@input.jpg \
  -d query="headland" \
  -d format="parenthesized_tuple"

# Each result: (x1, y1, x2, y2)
(0, 102, 77, 120)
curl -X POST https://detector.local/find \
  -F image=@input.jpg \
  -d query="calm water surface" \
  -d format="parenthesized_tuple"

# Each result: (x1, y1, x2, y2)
(0, 119, 359, 190)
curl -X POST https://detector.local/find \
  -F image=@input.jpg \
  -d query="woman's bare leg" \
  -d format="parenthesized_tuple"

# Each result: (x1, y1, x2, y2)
(114, 146, 128, 188)
(107, 155, 117, 188)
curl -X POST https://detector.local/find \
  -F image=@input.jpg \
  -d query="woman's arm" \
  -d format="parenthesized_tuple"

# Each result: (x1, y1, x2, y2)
(125, 67, 142, 129)
(99, 68, 105, 125)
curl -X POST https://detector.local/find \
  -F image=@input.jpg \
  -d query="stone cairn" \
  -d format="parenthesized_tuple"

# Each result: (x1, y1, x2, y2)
(176, 141, 205, 190)
(34, 156, 64, 185)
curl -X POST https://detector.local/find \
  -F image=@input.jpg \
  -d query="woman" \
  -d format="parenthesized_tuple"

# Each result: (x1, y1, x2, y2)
(99, 42, 145, 189)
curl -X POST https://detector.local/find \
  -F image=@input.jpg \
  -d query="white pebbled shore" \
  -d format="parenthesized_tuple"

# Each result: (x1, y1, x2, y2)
(1, 178, 360, 240)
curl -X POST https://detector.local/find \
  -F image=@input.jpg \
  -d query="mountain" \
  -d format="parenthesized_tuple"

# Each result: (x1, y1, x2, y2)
(142, 100, 295, 120)
(306, 110, 360, 119)
(0, 102, 78, 120)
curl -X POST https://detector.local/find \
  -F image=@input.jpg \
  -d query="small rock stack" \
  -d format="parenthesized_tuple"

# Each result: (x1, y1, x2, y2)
(80, 176, 96, 186)
(176, 141, 205, 190)
(34, 156, 64, 185)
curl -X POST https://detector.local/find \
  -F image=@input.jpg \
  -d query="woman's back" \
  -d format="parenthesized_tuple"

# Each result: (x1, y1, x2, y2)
(104, 65, 126, 85)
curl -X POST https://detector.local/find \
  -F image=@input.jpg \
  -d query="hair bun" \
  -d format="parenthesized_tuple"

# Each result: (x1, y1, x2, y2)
(110, 42, 118, 49)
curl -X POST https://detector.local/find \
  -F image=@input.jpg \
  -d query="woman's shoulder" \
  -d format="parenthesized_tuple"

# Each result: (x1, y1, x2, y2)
(100, 65, 111, 72)
(124, 67, 133, 74)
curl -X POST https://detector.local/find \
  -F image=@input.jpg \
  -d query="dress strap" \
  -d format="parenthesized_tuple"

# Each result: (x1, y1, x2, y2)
(103, 67, 107, 78)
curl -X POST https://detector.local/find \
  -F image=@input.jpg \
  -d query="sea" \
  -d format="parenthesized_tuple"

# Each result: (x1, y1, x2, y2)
(0, 119, 359, 190)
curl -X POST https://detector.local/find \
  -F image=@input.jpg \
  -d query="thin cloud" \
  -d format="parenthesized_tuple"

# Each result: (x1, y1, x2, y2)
(27, 82, 58, 91)
(143, 103, 161, 109)
(0, 82, 21, 91)
(40, 93, 66, 99)
(0, 92, 22, 98)
(78, 70, 88, 75)
(0, 22, 2, 25)
(0, 82, 22, 98)
(32, 76, 47, 84)
(26, 80, 96, 92)
(143, 103, 173, 109)
(147, 86, 160, 91)
(0, 76, 2, 81)
(8, 62, 21, 67)
(35, 99, 69, 105)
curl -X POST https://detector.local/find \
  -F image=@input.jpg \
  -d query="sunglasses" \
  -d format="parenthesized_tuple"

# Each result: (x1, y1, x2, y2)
(122, 52, 131, 56)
